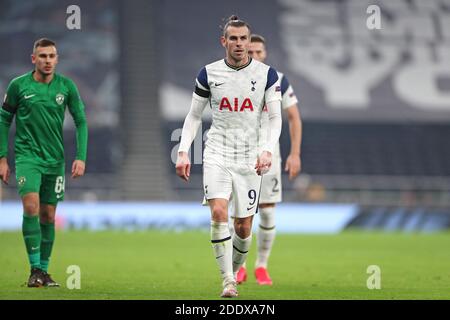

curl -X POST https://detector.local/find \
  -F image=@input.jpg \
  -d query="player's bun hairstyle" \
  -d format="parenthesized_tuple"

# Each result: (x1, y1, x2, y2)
(250, 34, 266, 45)
(221, 15, 251, 37)
(33, 38, 56, 52)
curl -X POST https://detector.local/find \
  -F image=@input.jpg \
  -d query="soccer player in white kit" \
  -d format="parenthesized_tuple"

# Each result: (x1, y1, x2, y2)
(234, 34, 302, 285)
(175, 17, 282, 298)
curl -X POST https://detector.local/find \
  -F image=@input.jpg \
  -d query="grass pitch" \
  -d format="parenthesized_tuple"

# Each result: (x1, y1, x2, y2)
(0, 230, 449, 300)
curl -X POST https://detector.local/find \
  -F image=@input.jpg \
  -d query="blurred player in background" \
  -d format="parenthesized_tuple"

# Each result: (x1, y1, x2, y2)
(176, 16, 282, 298)
(0, 38, 88, 287)
(233, 34, 302, 285)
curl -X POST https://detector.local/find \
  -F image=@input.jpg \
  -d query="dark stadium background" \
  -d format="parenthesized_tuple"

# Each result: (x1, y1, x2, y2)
(0, 0, 449, 301)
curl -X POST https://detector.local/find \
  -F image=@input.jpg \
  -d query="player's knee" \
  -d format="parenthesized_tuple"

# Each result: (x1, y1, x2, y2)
(211, 204, 227, 221)
(234, 219, 252, 238)
(40, 204, 56, 223)
(259, 207, 274, 220)
(40, 212, 55, 224)
(259, 206, 275, 228)
(235, 225, 251, 238)
(23, 201, 39, 215)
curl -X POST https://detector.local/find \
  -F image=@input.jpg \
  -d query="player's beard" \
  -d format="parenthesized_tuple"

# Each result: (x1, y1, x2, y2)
(231, 50, 247, 65)
(38, 65, 54, 77)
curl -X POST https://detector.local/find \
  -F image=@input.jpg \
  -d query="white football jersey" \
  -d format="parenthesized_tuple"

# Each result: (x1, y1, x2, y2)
(194, 58, 282, 164)
(260, 71, 299, 159)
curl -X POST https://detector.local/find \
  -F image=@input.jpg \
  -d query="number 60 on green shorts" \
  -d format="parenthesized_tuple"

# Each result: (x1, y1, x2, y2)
(15, 163, 65, 205)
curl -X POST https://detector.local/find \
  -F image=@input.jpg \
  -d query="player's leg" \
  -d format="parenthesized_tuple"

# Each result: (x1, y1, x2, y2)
(255, 203, 276, 285)
(232, 215, 253, 278)
(39, 204, 56, 274)
(38, 170, 65, 287)
(229, 215, 247, 284)
(203, 161, 236, 297)
(255, 161, 282, 285)
(230, 169, 261, 284)
(208, 198, 237, 297)
(38, 203, 59, 287)
(16, 165, 44, 287)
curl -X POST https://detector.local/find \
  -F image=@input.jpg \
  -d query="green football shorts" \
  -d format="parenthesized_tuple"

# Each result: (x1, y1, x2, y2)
(15, 163, 65, 205)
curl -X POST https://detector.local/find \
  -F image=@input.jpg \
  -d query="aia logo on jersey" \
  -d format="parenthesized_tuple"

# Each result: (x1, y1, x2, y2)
(219, 97, 254, 112)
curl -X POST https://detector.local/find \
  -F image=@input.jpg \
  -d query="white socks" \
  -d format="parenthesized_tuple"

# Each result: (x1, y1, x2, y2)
(232, 233, 252, 273)
(256, 206, 276, 268)
(211, 221, 234, 286)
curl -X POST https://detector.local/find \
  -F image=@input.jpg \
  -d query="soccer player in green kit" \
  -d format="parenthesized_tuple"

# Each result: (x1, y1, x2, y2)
(0, 38, 88, 287)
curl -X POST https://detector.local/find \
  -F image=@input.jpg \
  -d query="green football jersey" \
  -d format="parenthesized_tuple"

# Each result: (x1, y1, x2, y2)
(0, 71, 88, 167)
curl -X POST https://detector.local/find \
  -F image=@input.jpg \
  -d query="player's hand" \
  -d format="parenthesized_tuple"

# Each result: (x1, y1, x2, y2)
(285, 153, 301, 180)
(255, 151, 272, 176)
(0, 157, 10, 185)
(71, 160, 85, 179)
(176, 151, 191, 182)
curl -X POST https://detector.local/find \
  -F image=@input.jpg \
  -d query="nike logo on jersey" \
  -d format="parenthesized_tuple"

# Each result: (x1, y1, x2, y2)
(24, 94, 36, 99)
(216, 255, 224, 259)
(56, 194, 64, 199)
(214, 82, 225, 87)
(31, 246, 39, 250)
(247, 205, 255, 211)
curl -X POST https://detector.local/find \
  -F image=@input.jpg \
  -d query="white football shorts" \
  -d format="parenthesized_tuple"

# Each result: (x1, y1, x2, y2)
(203, 159, 262, 218)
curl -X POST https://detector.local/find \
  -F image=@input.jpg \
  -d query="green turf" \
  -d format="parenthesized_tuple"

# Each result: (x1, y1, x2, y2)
(0, 230, 449, 299)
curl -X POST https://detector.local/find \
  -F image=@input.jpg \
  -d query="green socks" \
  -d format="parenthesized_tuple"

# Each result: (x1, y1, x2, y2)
(40, 222, 55, 273)
(22, 215, 56, 272)
(22, 215, 41, 269)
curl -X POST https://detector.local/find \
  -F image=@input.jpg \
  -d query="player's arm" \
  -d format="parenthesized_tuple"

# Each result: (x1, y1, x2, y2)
(176, 71, 209, 181)
(281, 76, 302, 180)
(257, 68, 282, 175)
(284, 105, 302, 179)
(0, 81, 19, 184)
(66, 79, 88, 179)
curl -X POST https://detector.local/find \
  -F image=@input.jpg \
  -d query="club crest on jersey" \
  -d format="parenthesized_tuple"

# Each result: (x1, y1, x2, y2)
(55, 93, 64, 105)
(18, 176, 26, 187)
(251, 80, 256, 91)
(219, 97, 254, 112)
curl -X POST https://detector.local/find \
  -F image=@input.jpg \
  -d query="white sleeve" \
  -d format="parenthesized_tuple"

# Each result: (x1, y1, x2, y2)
(282, 85, 299, 109)
(265, 67, 282, 104)
(262, 99, 282, 154)
(178, 94, 208, 153)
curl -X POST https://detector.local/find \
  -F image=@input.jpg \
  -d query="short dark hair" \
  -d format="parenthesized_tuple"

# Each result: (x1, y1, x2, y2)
(250, 34, 266, 44)
(221, 15, 251, 37)
(33, 38, 56, 52)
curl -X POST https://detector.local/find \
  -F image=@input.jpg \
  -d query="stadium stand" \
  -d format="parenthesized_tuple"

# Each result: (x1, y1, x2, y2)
(1, 0, 449, 231)
(158, 0, 450, 229)
(0, 0, 123, 200)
